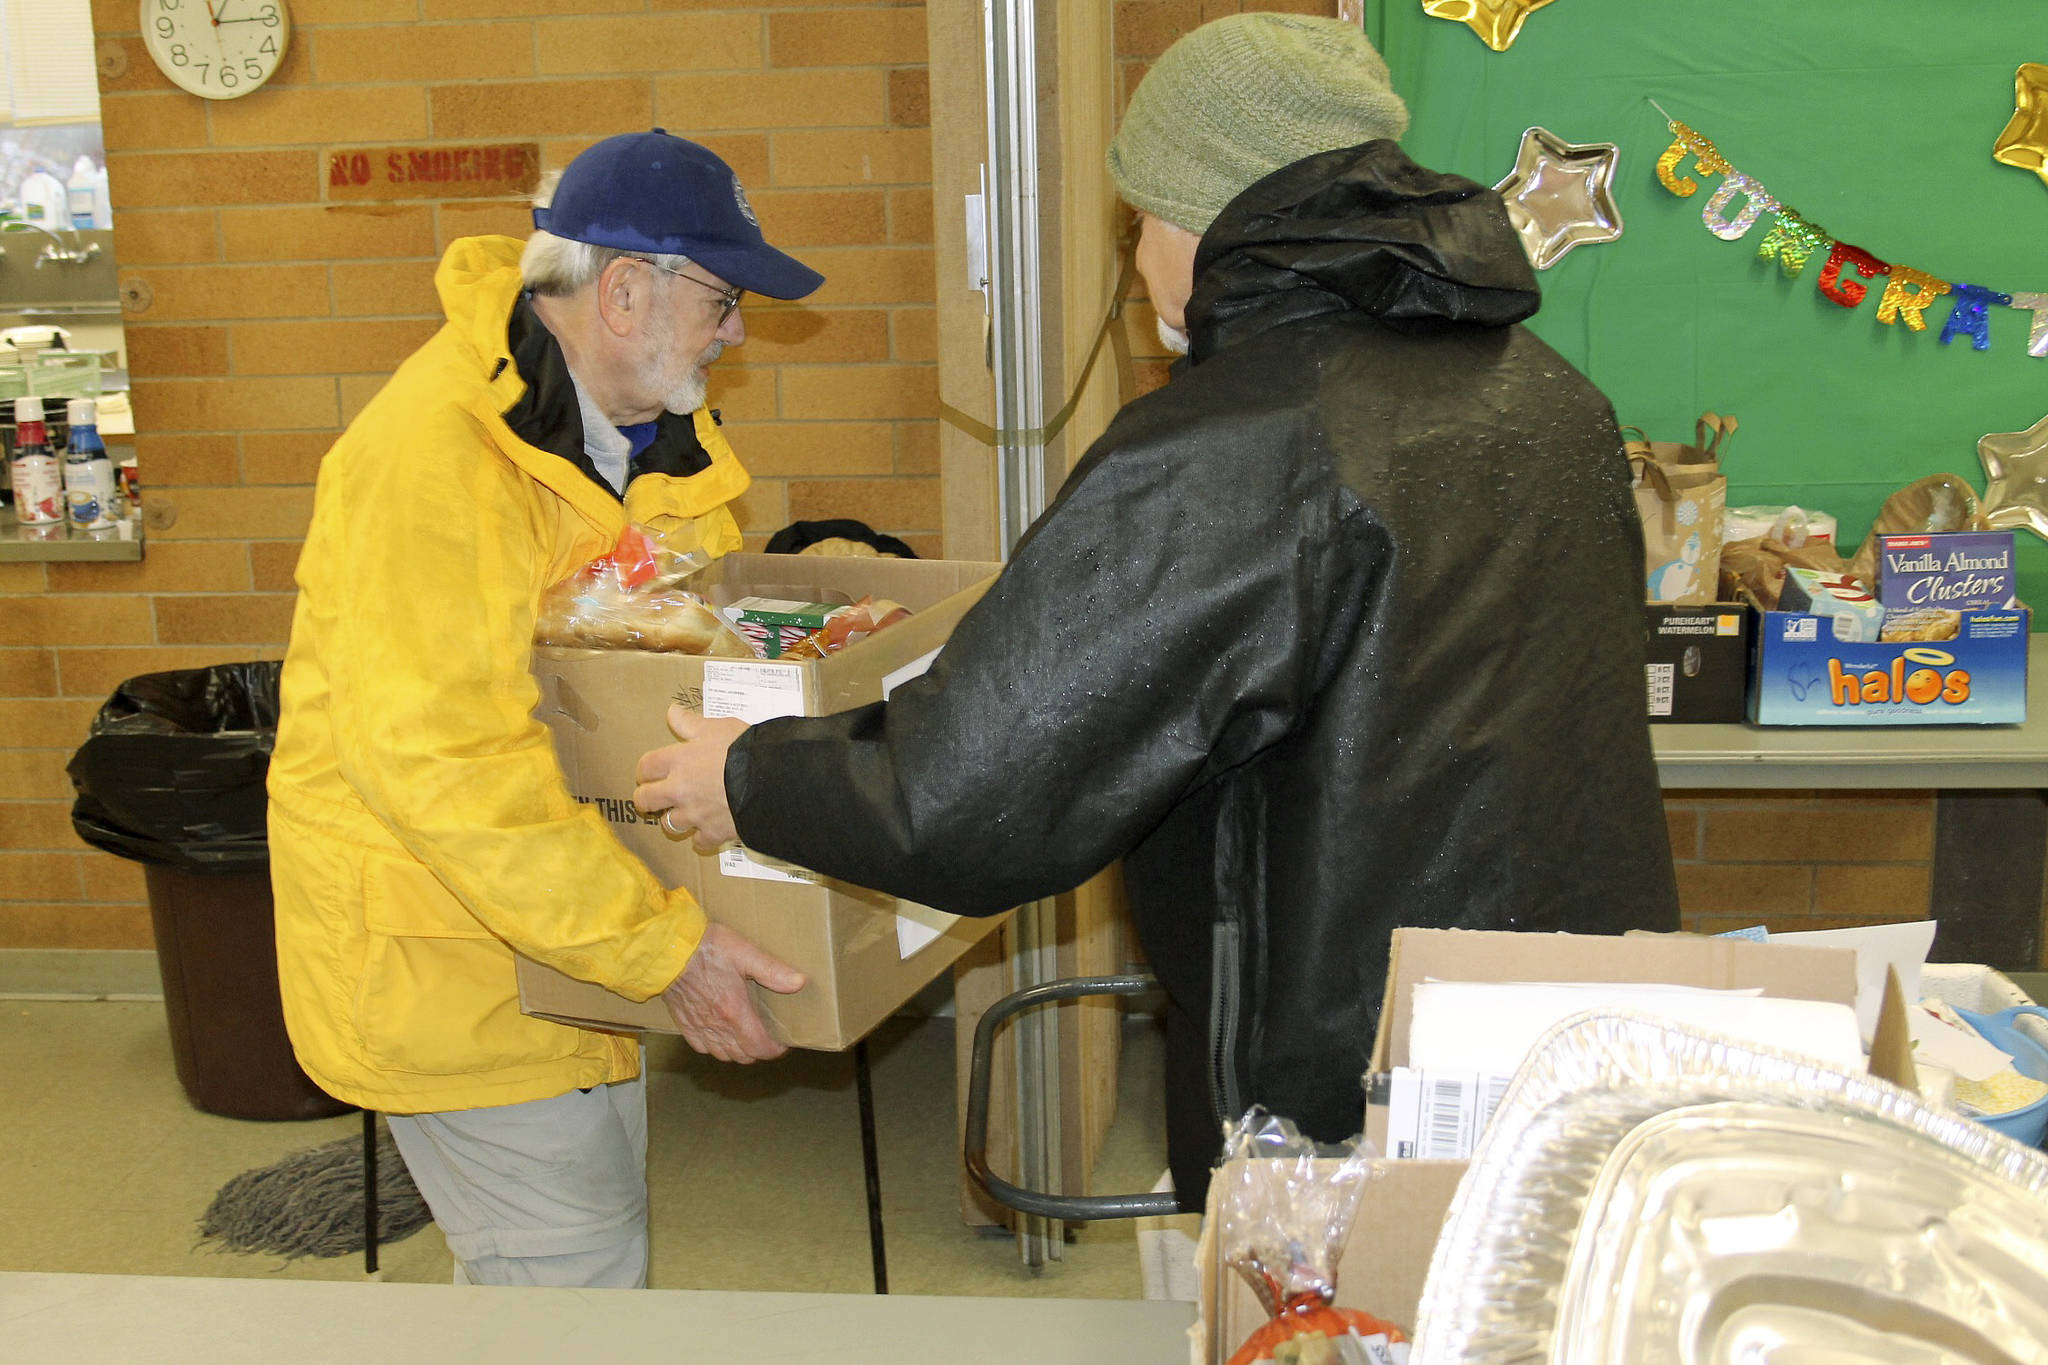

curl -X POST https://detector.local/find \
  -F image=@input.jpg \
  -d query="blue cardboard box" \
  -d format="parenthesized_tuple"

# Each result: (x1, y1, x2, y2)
(1750, 607, 2029, 726)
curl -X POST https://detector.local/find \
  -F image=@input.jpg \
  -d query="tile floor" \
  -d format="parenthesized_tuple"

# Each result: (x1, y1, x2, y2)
(0, 981, 1174, 1300)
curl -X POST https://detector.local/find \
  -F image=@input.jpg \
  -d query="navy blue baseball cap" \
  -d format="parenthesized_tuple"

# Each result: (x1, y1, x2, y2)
(532, 129, 824, 300)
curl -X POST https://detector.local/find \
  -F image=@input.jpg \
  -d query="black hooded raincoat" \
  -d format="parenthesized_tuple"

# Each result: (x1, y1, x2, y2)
(727, 142, 1680, 1207)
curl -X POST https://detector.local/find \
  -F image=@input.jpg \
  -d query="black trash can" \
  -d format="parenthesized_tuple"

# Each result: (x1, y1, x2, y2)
(68, 662, 350, 1122)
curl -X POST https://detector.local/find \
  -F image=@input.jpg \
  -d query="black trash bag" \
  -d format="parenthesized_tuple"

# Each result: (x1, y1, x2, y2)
(68, 661, 281, 872)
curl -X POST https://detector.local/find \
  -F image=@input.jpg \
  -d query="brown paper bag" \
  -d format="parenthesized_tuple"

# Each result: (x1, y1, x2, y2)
(1718, 534, 1848, 610)
(1842, 473, 1986, 594)
(1717, 474, 1986, 610)
(1626, 413, 1734, 604)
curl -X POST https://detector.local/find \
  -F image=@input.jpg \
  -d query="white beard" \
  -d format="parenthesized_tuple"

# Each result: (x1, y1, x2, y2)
(662, 340, 718, 415)
(1155, 317, 1190, 356)
(642, 305, 722, 415)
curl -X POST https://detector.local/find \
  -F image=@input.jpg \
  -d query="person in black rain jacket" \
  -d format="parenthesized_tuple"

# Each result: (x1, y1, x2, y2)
(635, 13, 1680, 1211)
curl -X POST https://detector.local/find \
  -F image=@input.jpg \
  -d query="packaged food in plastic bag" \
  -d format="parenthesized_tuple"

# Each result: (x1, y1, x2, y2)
(1724, 504, 1838, 550)
(1216, 1109, 1411, 1365)
(707, 593, 916, 659)
(776, 596, 911, 660)
(534, 526, 754, 656)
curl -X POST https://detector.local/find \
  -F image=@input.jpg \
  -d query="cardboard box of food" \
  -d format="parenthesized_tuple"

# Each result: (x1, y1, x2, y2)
(1199, 927, 1915, 1360)
(1644, 602, 1751, 723)
(520, 552, 1007, 1051)
(1749, 605, 2028, 726)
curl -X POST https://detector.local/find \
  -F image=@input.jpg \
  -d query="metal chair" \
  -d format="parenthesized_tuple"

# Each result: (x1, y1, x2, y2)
(963, 975, 1180, 1221)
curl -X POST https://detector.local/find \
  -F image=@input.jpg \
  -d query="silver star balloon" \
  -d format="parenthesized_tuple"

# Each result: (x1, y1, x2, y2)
(1493, 126, 1625, 270)
(1978, 410, 2048, 541)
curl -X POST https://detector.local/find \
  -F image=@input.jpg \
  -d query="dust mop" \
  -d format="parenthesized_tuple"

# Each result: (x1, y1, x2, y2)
(198, 1118, 431, 1260)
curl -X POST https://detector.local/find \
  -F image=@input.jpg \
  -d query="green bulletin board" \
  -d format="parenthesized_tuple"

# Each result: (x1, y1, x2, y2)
(1363, 1, 2048, 612)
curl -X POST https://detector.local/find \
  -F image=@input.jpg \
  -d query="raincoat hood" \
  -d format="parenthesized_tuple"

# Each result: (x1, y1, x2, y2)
(437, 233, 526, 357)
(1186, 139, 1540, 363)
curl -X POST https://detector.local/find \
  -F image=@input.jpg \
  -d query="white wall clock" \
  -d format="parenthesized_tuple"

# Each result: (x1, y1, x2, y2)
(139, 0, 291, 100)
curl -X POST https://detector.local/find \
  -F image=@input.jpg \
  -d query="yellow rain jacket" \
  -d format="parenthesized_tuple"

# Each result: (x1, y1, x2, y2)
(269, 236, 746, 1114)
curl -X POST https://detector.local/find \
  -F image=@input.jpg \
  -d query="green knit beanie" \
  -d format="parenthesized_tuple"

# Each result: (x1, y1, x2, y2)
(1107, 14, 1410, 235)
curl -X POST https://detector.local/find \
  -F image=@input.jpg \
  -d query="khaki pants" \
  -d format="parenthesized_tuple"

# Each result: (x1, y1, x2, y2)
(387, 1064, 649, 1288)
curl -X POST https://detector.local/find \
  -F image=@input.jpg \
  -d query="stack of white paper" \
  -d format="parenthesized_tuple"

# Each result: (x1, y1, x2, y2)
(1407, 979, 1867, 1076)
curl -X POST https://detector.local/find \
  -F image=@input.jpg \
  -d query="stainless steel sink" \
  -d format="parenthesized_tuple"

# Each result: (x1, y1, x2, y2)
(0, 228, 120, 313)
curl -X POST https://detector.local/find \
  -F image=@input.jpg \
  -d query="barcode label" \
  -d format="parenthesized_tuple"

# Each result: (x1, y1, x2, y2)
(1380, 1067, 1514, 1160)
(1646, 662, 1675, 716)
(1482, 1073, 1510, 1132)
(1422, 1077, 1468, 1158)
(702, 661, 817, 882)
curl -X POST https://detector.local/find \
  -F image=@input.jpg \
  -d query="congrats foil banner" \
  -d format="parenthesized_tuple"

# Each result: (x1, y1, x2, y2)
(1653, 112, 2046, 357)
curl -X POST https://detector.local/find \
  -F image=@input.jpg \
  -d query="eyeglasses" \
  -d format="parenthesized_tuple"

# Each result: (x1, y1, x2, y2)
(631, 257, 744, 324)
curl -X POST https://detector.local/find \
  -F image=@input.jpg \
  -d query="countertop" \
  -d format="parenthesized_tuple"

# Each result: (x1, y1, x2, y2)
(0, 1272, 1199, 1365)
(1654, 636, 2048, 789)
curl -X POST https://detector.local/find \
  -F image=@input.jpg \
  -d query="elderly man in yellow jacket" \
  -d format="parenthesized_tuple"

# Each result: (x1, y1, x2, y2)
(268, 131, 816, 1288)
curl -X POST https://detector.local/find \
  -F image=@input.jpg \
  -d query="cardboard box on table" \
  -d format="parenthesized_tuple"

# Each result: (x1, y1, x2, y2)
(1644, 602, 1753, 723)
(518, 553, 1006, 1052)
(1749, 606, 2029, 726)
(1197, 927, 1916, 1361)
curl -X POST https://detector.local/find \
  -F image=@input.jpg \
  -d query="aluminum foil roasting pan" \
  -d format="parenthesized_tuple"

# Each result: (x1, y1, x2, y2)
(1408, 1011, 2048, 1364)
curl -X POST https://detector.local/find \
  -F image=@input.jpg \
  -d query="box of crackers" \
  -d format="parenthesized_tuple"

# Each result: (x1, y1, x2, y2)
(1749, 601, 2029, 726)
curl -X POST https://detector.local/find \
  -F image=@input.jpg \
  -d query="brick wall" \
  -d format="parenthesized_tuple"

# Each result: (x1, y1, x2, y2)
(1665, 790, 1938, 936)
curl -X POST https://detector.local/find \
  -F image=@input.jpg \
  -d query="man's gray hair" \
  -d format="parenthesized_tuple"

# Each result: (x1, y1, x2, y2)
(522, 169, 691, 296)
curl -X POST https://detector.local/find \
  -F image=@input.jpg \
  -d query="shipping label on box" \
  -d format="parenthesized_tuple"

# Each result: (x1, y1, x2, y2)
(1378, 1068, 1512, 1160)
(697, 659, 816, 887)
(519, 553, 1008, 1051)
(1749, 607, 2029, 726)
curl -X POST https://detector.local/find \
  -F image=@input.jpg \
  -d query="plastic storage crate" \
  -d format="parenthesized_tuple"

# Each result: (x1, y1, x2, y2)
(0, 350, 103, 401)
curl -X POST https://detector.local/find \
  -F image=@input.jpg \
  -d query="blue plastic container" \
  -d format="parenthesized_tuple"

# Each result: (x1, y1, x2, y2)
(1955, 1004, 2048, 1148)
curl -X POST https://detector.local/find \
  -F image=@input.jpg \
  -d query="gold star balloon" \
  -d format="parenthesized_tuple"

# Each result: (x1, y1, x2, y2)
(1493, 126, 1624, 269)
(1993, 63, 2048, 188)
(1978, 410, 2048, 542)
(1421, 0, 1557, 52)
